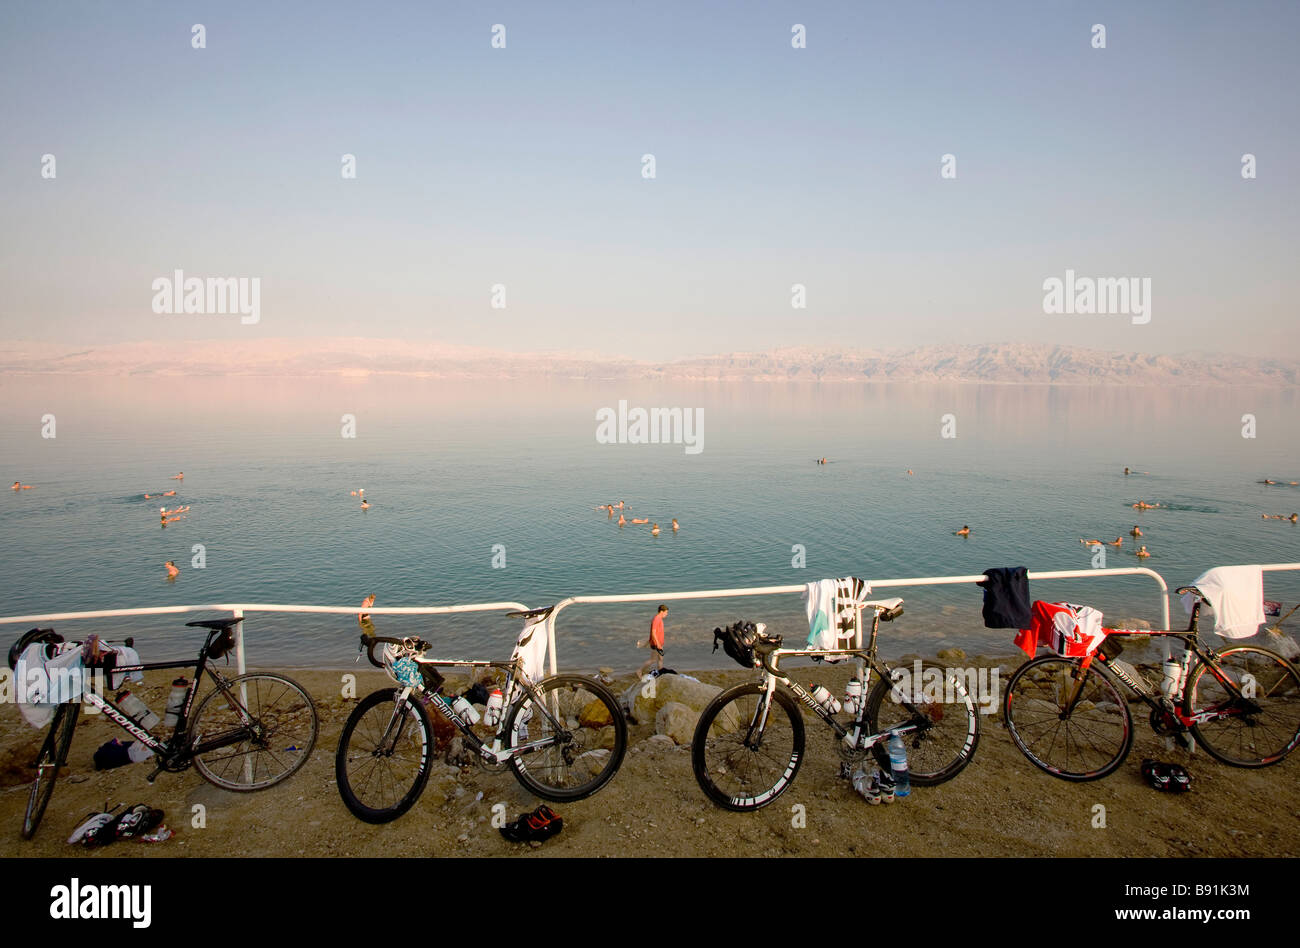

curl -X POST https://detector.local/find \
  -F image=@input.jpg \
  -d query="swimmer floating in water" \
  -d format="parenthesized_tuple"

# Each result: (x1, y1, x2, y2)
(11, 482, 34, 490)
(630, 518, 649, 524)
(955, 525, 971, 537)
(1109, 537, 1123, 546)
(171, 472, 183, 480)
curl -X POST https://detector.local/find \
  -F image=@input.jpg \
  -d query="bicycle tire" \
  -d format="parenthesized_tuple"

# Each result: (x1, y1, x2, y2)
(1003, 656, 1132, 781)
(691, 682, 805, 812)
(335, 688, 434, 823)
(1185, 645, 1300, 767)
(505, 675, 628, 802)
(190, 673, 319, 791)
(22, 702, 80, 840)
(866, 659, 980, 785)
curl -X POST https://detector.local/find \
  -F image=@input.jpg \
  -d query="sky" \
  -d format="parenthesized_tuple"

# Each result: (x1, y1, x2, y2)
(1, 0, 1297, 361)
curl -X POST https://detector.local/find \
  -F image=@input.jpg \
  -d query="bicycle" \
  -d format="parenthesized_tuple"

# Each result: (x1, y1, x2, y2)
(335, 606, 628, 824)
(10, 619, 320, 840)
(1003, 586, 1300, 781)
(691, 598, 981, 811)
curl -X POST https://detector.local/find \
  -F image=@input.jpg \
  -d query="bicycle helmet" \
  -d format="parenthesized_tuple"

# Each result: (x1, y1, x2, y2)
(8, 628, 63, 671)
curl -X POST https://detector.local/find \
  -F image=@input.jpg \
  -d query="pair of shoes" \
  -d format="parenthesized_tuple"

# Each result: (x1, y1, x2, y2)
(67, 803, 166, 847)
(500, 804, 563, 842)
(114, 804, 166, 840)
(863, 775, 894, 801)
(1141, 759, 1192, 793)
(68, 806, 121, 846)
(856, 770, 895, 805)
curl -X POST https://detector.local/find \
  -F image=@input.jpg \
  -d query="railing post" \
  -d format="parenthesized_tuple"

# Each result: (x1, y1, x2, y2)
(233, 607, 246, 676)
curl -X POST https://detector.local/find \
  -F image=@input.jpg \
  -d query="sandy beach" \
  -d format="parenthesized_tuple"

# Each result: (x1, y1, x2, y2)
(3, 650, 1298, 860)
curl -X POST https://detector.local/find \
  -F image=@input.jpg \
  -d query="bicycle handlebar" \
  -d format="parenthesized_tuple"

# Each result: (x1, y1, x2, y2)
(360, 634, 429, 668)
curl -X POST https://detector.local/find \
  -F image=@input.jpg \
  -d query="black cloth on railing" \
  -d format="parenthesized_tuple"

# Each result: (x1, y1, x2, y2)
(978, 566, 1032, 629)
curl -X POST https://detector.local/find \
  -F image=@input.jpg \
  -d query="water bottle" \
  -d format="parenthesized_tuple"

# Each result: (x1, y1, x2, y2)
(810, 684, 841, 715)
(887, 733, 911, 797)
(116, 690, 160, 730)
(1160, 659, 1182, 702)
(451, 695, 481, 725)
(164, 678, 189, 729)
(484, 689, 504, 726)
(843, 678, 863, 716)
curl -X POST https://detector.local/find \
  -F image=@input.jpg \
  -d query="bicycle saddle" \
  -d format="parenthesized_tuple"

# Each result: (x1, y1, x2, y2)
(186, 618, 244, 631)
(863, 597, 905, 621)
(506, 606, 555, 620)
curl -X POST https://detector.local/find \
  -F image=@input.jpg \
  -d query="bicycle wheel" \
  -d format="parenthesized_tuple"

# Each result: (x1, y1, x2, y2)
(691, 682, 805, 811)
(867, 660, 980, 785)
(22, 703, 80, 840)
(504, 675, 627, 802)
(1185, 645, 1300, 767)
(336, 689, 434, 823)
(190, 673, 318, 791)
(1003, 656, 1132, 781)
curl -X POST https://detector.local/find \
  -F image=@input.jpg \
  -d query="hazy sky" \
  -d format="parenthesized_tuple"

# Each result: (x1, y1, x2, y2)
(1, 1, 1296, 360)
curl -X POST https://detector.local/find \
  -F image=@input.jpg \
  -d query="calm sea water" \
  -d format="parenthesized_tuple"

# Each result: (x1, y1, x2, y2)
(1, 376, 1298, 671)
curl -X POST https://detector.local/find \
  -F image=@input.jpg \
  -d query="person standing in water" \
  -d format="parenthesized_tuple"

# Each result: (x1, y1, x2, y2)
(651, 523, 660, 535)
(955, 525, 970, 537)
(165, 561, 179, 579)
(671, 518, 679, 532)
(638, 605, 669, 678)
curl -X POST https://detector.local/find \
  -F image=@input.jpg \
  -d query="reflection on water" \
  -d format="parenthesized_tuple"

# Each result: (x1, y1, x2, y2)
(1, 375, 1297, 669)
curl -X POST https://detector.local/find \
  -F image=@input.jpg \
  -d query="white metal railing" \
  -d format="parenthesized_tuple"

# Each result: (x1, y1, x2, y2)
(3, 564, 1298, 677)
(540, 566, 1174, 676)
(0, 602, 531, 675)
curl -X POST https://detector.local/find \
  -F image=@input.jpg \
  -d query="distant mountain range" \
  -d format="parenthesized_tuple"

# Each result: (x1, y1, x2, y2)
(1, 339, 1296, 385)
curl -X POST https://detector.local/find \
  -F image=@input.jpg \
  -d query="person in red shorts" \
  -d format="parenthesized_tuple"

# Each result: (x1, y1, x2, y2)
(638, 605, 669, 678)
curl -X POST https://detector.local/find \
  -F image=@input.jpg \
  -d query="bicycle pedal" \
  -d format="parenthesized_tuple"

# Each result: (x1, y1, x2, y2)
(145, 766, 162, 784)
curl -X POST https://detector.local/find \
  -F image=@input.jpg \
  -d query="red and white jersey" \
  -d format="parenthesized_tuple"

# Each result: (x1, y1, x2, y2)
(1015, 601, 1107, 658)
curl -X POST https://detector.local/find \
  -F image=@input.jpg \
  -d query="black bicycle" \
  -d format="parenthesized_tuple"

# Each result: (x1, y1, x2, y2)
(692, 598, 981, 811)
(336, 606, 627, 824)
(10, 619, 319, 840)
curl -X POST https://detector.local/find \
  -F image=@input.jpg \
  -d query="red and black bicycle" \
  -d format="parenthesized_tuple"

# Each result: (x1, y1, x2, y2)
(1003, 586, 1300, 781)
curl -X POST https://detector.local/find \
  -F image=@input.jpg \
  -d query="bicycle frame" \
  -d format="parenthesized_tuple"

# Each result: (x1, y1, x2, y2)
(1057, 601, 1261, 729)
(752, 608, 935, 749)
(387, 655, 568, 766)
(62, 638, 255, 764)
